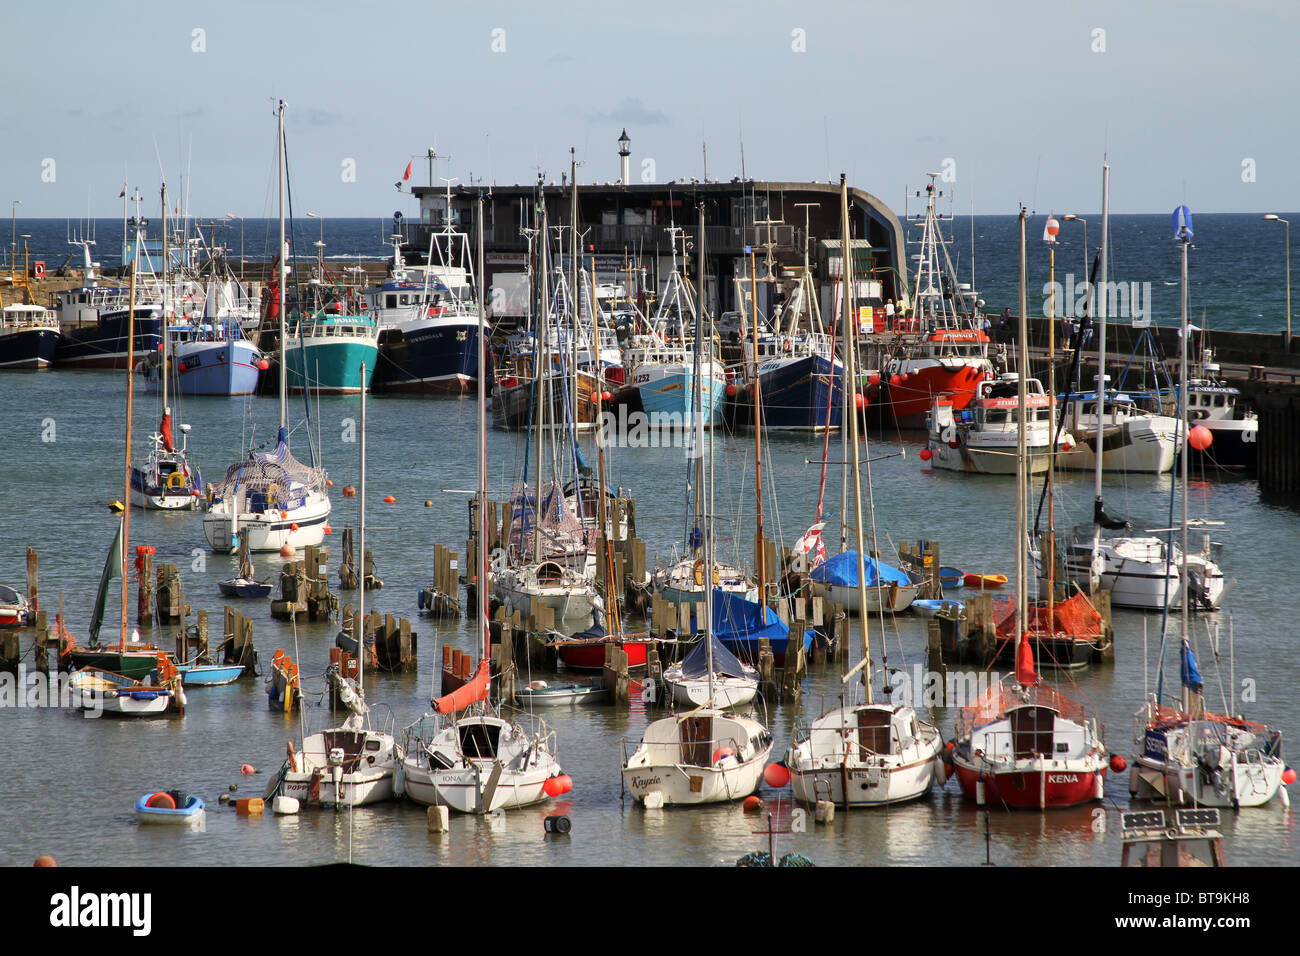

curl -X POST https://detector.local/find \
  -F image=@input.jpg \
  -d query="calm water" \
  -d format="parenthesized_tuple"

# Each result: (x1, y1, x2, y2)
(9, 211, 1298, 334)
(0, 370, 1296, 867)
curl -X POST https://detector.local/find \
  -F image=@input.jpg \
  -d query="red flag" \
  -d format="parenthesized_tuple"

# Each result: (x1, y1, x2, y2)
(403, 160, 413, 181)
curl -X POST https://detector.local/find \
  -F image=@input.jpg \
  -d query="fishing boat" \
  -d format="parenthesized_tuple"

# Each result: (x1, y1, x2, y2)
(950, 210, 1107, 811)
(134, 791, 206, 826)
(368, 197, 481, 394)
(810, 551, 919, 613)
(203, 106, 332, 554)
(0, 584, 30, 628)
(1127, 205, 1287, 811)
(0, 304, 60, 369)
(872, 176, 993, 429)
(401, 193, 567, 815)
(69, 666, 179, 717)
(663, 630, 760, 710)
(285, 308, 379, 394)
(1120, 808, 1225, 867)
(786, 177, 946, 810)
(164, 301, 264, 396)
(927, 372, 1074, 475)
(1184, 348, 1256, 471)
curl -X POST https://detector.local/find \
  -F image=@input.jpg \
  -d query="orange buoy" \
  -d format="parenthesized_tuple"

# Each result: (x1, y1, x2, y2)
(241, 763, 256, 775)
(383, 495, 396, 503)
(743, 795, 763, 813)
(33, 856, 57, 867)
(279, 544, 295, 558)
(424, 500, 433, 507)
(543, 777, 563, 797)
(763, 763, 790, 788)
(343, 486, 356, 497)
(280, 511, 288, 520)
(323, 524, 332, 534)
(146, 792, 177, 810)
(325, 479, 334, 487)
(1188, 425, 1213, 450)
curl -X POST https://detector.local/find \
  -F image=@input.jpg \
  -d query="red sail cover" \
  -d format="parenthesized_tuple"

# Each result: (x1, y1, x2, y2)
(1015, 637, 1038, 686)
(433, 658, 490, 714)
(160, 411, 174, 452)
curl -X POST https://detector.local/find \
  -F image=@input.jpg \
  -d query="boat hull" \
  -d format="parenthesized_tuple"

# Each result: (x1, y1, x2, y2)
(285, 337, 379, 394)
(374, 319, 479, 394)
(402, 764, 554, 813)
(134, 794, 206, 825)
(622, 753, 768, 806)
(173, 339, 262, 396)
(1057, 417, 1181, 474)
(728, 353, 843, 431)
(790, 757, 940, 807)
(67, 649, 160, 681)
(822, 581, 919, 614)
(202, 493, 331, 553)
(1191, 419, 1257, 471)
(0, 328, 59, 369)
(953, 760, 1105, 809)
(877, 362, 991, 429)
(556, 640, 650, 671)
(55, 310, 163, 369)
(634, 364, 725, 427)
(1129, 754, 1283, 809)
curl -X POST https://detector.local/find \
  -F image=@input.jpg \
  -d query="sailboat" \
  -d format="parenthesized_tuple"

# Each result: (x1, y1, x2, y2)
(201, 103, 333, 554)
(273, 361, 402, 808)
(1058, 170, 1225, 610)
(401, 194, 566, 814)
(622, 204, 773, 807)
(1128, 205, 1286, 811)
(68, 264, 181, 704)
(950, 209, 1107, 810)
(786, 175, 945, 808)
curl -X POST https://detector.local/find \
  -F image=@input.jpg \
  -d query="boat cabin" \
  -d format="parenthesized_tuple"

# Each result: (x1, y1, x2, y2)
(969, 703, 1091, 762)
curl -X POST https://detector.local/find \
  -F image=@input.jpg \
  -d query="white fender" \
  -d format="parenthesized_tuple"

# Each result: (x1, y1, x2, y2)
(975, 778, 986, 807)
(1094, 772, 1105, 800)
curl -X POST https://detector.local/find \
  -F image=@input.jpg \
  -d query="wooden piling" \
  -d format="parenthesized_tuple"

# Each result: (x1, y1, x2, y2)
(603, 643, 629, 707)
(25, 546, 38, 616)
(155, 563, 186, 623)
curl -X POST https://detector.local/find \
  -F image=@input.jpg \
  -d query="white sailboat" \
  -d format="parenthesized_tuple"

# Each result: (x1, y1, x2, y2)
(622, 204, 773, 807)
(402, 194, 566, 815)
(131, 183, 203, 511)
(787, 175, 944, 808)
(1128, 205, 1286, 811)
(202, 102, 332, 553)
(275, 360, 401, 808)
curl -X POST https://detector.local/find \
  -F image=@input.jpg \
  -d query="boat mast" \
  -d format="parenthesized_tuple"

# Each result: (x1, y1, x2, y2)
(277, 101, 288, 433)
(1043, 217, 1057, 610)
(594, 251, 621, 639)
(749, 239, 766, 603)
(1176, 206, 1192, 701)
(358, 360, 366, 686)
(841, 175, 871, 699)
(160, 182, 169, 420)
(534, 185, 549, 563)
(477, 194, 490, 659)
(1089, 164, 1110, 592)
(570, 150, 580, 421)
(1016, 208, 1029, 652)
(120, 262, 137, 650)
(697, 202, 715, 703)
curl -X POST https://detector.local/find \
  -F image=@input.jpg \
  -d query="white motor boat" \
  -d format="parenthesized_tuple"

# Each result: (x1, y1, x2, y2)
(1057, 390, 1181, 475)
(927, 372, 1073, 475)
(1062, 531, 1226, 611)
(622, 709, 773, 806)
(787, 701, 944, 807)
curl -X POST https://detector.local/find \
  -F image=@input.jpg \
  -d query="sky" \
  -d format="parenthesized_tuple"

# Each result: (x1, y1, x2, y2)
(4, 0, 1297, 219)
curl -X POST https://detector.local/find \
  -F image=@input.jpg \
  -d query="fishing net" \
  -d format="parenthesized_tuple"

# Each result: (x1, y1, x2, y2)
(505, 480, 592, 557)
(207, 429, 328, 509)
(993, 591, 1102, 641)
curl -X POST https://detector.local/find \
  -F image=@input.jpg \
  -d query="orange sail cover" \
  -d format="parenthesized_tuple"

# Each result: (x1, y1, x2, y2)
(433, 658, 490, 714)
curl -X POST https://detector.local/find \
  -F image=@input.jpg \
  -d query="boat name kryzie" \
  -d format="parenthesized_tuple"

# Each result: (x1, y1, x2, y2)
(0, 666, 102, 717)
(49, 886, 152, 936)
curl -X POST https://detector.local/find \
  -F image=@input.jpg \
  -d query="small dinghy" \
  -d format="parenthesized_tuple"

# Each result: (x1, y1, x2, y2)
(177, 664, 245, 686)
(962, 572, 1008, 590)
(912, 598, 965, 619)
(135, 790, 205, 826)
(218, 577, 272, 599)
(69, 667, 178, 716)
(514, 679, 610, 707)
(0, 584, 30, 628)
(938, 567, 964, 588)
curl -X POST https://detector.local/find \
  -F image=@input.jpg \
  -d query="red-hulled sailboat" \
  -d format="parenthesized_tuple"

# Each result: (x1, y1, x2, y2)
(949, 209, 1107, 810)
(873, 175, 992, 429)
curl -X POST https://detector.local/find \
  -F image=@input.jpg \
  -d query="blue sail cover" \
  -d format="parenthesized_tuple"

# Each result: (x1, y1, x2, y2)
(680, 626, 752, 680)
(809, 550, 911, 588)
(1180, 642, 1203, 692)
(712, 588, 793, 659)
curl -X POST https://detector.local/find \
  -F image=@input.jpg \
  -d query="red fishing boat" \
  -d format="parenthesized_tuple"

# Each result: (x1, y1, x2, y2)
(552, 633, 653, 671)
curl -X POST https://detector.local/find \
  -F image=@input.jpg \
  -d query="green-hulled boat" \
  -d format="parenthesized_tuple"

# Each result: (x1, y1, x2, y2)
(285, 311, 379, 394)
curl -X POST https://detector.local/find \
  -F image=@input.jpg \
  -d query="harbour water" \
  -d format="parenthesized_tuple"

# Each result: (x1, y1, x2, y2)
(10, 211, 1297, 333)
(1, 370, 1295, 867)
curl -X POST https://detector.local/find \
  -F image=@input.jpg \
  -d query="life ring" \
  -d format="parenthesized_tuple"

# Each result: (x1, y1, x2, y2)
(782, 336, 793, 354)
(166, 472, 187, 491)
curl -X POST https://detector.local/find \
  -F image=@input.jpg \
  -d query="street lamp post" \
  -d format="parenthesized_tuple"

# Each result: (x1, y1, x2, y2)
(1263, 214, 1291, 344)
(10, 200, 20, 265)
(1062, 214, 1087, 281)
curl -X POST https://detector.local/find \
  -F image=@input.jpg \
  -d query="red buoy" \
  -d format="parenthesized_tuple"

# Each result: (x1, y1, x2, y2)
(869, 372, 881, 386)
(889, 374, 902, 387)
(543, 777, 563, 797)
(854, 393, 865, 410)
(763, 763, 791, 788)
(258, 359, 270, 371)
(177, 363, 187, 373)
(919, 448, 933, 461)
(712, 746, 736, 764)
(289, 522, 299, 531)
(601, 391, 613, 403)
(323, 524, 332, 534)
(1109, 754, 1127, 773)
(1188, 424, 1213, 450)
(1283, 767, 1297, 785)
(725, 383, 738, 397)
(743, 795, 763, 813)
(383, 495, 396, 503)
